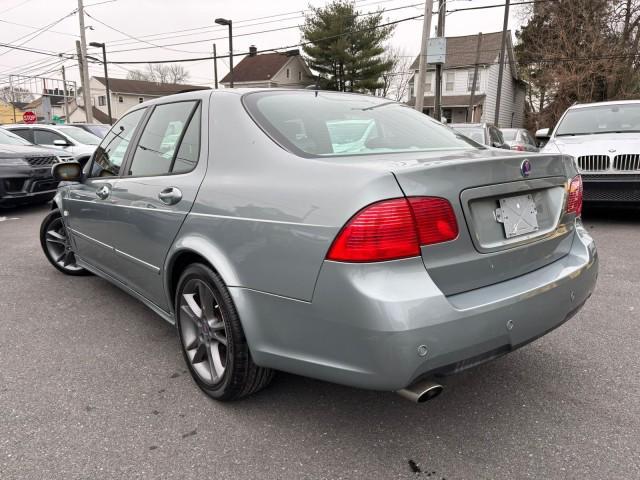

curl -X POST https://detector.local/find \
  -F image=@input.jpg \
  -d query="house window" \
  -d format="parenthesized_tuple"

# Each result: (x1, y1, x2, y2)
(138, 97, 144, 103)
(286, 68, 290, 79)
(298, 71, 302, 81)
(445, 72, 455, 92)
(118, 96, 124, 103)
(425, 73, 432, 92)
(98, 95, 106, 106)
(467, 71, 481, 91)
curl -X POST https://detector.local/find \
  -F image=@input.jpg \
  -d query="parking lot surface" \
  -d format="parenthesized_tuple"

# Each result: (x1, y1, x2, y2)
(1, 204, 639, 479)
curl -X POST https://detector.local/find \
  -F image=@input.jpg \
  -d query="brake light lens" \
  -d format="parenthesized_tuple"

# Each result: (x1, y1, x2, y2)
(326, 197, 458, 262)
(566, 175, 583, 216)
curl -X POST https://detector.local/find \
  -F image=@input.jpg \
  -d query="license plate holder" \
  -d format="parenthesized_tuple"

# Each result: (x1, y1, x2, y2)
(496, 194, 539, 238)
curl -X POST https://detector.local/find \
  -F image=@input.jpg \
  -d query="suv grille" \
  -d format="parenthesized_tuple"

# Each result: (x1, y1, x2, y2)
(613, 154, 640, 171)
(577, 155, 610, 171)
(25, 156, 57, 167)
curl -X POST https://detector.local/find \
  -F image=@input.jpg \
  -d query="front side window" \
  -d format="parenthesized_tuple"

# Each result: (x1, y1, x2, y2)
(489, 127, 504, 145)
(90, 108, 146, 178)
(445, 72, 455, 92)
(555, 103, 640, 136)
(126, 101, 199, 177)
(244, 91, 478, 157)
(34, 129, 67, 145)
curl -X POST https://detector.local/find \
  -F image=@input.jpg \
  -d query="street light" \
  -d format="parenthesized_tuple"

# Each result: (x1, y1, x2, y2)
(215, 18, 233, 88)
(89, 41, 113, 124)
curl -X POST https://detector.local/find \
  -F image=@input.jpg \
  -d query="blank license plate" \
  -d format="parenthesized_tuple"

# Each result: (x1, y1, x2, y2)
(498, 194, 539, 238)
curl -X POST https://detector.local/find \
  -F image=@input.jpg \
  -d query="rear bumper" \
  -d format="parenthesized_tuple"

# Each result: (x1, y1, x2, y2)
(582, 174, 640, 202)
(231, 221, 598, 391)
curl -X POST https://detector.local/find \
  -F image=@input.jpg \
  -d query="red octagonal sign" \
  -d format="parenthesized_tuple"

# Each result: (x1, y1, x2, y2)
(23, 111, 37, 124)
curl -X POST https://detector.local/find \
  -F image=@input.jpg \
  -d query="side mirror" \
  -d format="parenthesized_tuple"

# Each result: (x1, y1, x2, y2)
(52, 161, 82, 182)
(53, 139, 70, 147)
(535, 128, 550, 139)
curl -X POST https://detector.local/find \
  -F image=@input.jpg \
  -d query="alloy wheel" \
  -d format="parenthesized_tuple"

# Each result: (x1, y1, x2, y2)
(44, 217, 83, 273)
(178, 279, 228, 385)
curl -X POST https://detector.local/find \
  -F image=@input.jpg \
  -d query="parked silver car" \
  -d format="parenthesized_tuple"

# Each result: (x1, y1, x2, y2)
(6, 124, 100, 166)
(538, 100, 640, 202)
(501, 128, 540, 152)
(41, 89, 598, 403)
(450, 122, 511, 149)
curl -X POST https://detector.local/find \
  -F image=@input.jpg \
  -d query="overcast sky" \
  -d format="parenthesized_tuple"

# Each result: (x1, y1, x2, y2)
(0, 0, 526, 92)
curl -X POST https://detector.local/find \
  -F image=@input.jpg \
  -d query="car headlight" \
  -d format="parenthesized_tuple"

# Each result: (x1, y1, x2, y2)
(0, 157, 29, 166)
(56, 156, 75, 163)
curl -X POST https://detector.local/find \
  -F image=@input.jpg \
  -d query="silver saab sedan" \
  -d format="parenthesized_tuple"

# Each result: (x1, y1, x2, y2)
(41, 89, 598, 403)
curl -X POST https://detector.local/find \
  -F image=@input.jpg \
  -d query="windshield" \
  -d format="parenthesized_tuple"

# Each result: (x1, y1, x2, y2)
(501, 129, 518, 141)
(57, 126, 101, 145)
(556, 103, 640, 136)
(452, 126, 485, 144)
(83, 124, 110, 138)
(244, 91, 478, 157)
(0, 128, 32, 146)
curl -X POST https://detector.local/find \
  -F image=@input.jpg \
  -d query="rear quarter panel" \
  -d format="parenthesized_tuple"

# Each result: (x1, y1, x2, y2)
(169, 91, 403, 302)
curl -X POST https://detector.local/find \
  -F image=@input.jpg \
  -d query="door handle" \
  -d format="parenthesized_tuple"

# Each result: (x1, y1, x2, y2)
(96, 184, 111, 200)
(158, 187, 182, 205)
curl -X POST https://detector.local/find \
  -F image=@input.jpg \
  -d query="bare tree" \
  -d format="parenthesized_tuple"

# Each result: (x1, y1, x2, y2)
(379, 48, 414, 102)
(126, 63, 191, 84)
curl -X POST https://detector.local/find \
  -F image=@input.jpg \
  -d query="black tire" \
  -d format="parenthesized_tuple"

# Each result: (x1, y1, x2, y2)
(40, 208, 90, 276)
(175, 263, 274, 401)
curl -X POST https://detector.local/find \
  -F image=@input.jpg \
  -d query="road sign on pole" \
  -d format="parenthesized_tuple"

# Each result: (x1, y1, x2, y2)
(23, 111, 37, 124)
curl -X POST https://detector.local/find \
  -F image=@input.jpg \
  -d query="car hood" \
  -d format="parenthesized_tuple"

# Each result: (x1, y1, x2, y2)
(542, 133, 640, 156)
(0, 144, 64, 158)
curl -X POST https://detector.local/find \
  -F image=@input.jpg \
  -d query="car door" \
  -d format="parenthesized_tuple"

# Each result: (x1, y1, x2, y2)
(34, 128, 72, 151)
(107, 98, 207, 311)
(64, 108, 147, 278)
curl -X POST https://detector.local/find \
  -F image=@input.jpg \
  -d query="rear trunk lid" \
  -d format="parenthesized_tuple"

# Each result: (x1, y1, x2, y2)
(386, 149, 576, 295)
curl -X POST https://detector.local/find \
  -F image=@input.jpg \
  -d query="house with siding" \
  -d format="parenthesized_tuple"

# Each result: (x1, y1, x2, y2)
(220, 46, 314, 88)
(407, 31, 526, 127)
(68, 76, 209, 123)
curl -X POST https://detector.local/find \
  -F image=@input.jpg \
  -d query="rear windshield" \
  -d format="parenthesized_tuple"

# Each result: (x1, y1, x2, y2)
(244, 91, 478, 157)
(501, 129, 518, 141)
(452, 126, 484, 144)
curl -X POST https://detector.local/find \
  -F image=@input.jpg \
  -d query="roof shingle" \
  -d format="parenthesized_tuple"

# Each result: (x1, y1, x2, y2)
(93, 77, 208, 96)
(220, 53, 290, 83)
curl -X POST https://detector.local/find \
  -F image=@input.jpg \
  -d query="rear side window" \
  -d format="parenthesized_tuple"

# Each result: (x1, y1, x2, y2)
(9, 128, 34, 143)
(127, 101, 199, 177)
(90, 108, 146, 178)
(243, 91, 477, 157)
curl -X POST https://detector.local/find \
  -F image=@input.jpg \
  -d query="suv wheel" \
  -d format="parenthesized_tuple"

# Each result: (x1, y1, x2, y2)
(175, 263, 274, 400)
(40, 209, 89, 276)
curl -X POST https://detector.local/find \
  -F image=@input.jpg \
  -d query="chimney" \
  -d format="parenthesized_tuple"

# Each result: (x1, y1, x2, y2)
(249, 45, 257, 57)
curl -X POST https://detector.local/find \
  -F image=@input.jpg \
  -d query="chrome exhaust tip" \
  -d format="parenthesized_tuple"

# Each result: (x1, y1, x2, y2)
(396, 379, 443, 403)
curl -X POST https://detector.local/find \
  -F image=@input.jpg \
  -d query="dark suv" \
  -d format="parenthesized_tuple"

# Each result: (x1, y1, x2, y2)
(0, 127, 71, 207)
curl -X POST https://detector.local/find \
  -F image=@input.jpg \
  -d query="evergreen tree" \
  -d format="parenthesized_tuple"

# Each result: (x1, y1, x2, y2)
(301, 1, 394, 92)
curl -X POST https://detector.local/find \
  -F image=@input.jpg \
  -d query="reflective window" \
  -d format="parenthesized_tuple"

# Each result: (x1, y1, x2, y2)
(127, 101, 198, 177)
(89, 108, 145, 178)
(173, 105, 201, 174)
(34, 129, 67, 145)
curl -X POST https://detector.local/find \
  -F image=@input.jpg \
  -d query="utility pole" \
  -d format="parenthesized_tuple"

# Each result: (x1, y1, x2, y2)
(213, 43, 218, 89)
(434, 0, 446, 121)
(494, 0, 510, 126)
(467, 33, 483, 122)
(61, 64, 70, 123)
(414, 0, 434, 113)
(77, 0, 93, 122)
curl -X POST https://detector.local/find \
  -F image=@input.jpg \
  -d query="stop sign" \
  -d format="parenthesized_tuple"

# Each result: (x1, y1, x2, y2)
(23, 111, 36, 124)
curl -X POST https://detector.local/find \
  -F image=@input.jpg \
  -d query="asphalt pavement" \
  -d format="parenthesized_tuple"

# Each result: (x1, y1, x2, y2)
(0, 203, 639, 479)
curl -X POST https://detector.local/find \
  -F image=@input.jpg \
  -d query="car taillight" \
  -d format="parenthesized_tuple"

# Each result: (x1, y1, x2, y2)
(566, 175, 583, 216)
(326, 197, 458, 262)
(511, 144, 525, 151)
